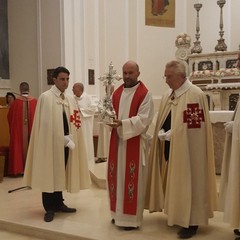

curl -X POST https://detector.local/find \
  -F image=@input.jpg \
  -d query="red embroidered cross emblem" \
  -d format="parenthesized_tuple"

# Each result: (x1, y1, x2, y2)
(183, 103, 205, 128)
(70, 110, 81, 129)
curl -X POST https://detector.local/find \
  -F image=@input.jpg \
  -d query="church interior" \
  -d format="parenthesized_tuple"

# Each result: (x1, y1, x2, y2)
(0, 0, 240, 239)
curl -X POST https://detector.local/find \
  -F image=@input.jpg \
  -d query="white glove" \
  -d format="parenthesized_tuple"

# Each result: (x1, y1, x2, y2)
(224, 121, 234, 134)
(64, 134, 75, 150)
(164, 130, 171, 141)
(158, 129, 171, 141)
(158, 129, 166, 141)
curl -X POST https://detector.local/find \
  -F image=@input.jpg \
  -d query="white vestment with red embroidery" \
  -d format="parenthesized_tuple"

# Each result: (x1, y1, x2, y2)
(219, 101, 240, 228)
(108, 82, 154, 228)
(145, 79, 217, 227)
(75, 92, 96, 172)
(24, 85, 91, 193)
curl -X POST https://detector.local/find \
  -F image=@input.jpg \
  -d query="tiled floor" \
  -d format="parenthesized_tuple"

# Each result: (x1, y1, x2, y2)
(0, 163, 236, 240)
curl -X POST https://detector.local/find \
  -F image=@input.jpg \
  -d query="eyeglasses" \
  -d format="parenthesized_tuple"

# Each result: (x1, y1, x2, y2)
(163, 75, 172, 80)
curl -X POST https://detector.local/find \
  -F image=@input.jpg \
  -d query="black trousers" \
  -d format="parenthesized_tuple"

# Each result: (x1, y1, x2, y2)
(162, 111, 171, 161)
(42, 147, 69, 212)
(42, 109, 69, 212)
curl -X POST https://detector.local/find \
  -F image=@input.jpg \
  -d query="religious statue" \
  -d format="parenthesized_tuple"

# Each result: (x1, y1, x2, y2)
(98, 62, 121, 123)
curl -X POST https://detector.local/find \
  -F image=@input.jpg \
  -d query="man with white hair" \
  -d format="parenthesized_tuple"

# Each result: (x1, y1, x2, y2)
(145, 60, 217, 239)
(72, 82, 96, 171)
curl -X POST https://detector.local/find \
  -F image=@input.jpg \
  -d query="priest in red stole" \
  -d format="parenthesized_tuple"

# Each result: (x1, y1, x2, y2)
(107, 60, 154, 230)
(7, 82, 37, 176)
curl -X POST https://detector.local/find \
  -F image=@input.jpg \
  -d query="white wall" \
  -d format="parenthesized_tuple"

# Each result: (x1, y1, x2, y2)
(8, 0, 38, 97)
(186, 0, 240, 54)
(6, 0, 240, 99)
(38, 0, 62, 93)
(137, 0, 188, 98)
(228, 0, 240, 50)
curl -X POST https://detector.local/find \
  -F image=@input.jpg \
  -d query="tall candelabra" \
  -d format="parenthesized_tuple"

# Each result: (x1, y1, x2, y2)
(98, 62, 121, 123)
(191, 3, 203, 54)
(215, 0, 227, 52)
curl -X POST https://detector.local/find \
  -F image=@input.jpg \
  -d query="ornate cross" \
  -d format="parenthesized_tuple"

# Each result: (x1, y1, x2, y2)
(70, 110, 81, 129)
(98, 62, 122, 122)
(183, 103, 205, 128)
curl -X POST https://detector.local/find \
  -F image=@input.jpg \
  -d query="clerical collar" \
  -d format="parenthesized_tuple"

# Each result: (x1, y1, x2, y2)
(123, 81, 139, 88)
(123, 82, 140, 92)
(75, 95, 81, 100)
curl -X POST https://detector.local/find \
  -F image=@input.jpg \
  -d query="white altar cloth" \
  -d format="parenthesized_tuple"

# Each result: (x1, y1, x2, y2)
(209, 110, 234, 123)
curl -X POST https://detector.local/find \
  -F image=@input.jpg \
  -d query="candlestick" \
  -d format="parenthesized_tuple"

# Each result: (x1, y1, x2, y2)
(215, 0, 227, 51)
(191, 3, 203, 54)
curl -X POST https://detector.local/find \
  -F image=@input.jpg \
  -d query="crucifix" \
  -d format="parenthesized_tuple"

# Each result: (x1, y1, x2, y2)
(98, 62, 122, 123)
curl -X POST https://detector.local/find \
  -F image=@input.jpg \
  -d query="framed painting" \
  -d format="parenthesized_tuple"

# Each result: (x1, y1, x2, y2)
(88, 69, 95, 85)
(0, 0, 10, 79)
(47, 69, 55, 85)
(145, 0, 175, 28)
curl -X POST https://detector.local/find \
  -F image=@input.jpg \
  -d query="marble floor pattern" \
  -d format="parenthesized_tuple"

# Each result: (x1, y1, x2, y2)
(0, 162, 236, 240)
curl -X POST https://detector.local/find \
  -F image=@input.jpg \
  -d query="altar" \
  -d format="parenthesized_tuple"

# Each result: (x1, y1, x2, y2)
(209, 110, 234, 174)
(188, 51, 240, 111)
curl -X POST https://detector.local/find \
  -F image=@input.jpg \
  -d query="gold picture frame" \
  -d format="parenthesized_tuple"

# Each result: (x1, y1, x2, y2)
(47, 69, 55, 85)
(145, 0, 175, 28)
(88, 69, 95, 85)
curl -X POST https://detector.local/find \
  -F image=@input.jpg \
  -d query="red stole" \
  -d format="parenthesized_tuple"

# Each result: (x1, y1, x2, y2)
(108, 81, 148, 215)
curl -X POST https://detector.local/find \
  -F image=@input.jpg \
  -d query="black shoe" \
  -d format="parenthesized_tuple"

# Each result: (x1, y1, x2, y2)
(123, 226, 139, 231)
(44, 211, 54, 222)
(57, 204, 76, 213)
(234, 229, 240, 236)
(178, 226, 198, 239)
(95, 158, 107, 163)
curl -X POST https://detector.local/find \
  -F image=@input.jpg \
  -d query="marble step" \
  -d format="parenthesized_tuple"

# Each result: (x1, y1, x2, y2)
(90, 161, 107, 189)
